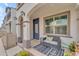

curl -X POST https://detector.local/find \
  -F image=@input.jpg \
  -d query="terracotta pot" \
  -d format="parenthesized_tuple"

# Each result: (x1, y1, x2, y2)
(71, 52, 75, 56)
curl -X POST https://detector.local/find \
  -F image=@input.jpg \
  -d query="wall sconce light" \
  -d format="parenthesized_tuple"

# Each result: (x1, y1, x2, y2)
(21, 11, 25, 16)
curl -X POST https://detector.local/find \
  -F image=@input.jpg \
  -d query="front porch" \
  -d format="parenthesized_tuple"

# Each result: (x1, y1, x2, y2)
(16, 3, 79, 56)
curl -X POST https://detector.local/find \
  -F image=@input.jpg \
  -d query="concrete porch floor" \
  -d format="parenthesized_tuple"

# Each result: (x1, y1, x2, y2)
(31, 39, 40, 47)
(17, 39, 40, 48)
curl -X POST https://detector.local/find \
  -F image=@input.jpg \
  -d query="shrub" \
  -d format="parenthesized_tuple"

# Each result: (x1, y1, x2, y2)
(16, 51, 30, 56)
(64, 52, 70, 56)
(68, 41, 75, 52)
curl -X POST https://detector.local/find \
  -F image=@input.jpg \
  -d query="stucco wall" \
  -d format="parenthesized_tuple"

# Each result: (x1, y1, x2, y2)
(16, 3, 38, 40)
(16, 3, 38, 19)
(76, 9, 79, 41)
(6, 8, 16, 33)
(30, 4, 78, 46)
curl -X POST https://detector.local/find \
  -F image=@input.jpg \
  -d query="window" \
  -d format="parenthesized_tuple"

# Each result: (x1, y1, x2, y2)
(35, 24, 38, 33)
(45, 18, 53, 33)
(44, 12, 69, 36)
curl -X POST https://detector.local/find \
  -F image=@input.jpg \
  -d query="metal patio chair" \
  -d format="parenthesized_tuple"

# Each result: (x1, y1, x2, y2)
(33, 36, 64, 56)
(47, 36, 64, 56)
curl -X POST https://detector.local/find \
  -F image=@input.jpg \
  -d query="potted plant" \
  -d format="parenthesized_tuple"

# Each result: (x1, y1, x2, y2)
(64, 52, 70, 56)
(68, 41, 75, 55)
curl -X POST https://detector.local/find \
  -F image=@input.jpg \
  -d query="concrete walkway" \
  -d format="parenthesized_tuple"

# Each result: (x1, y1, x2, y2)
(0, 38, 44, 56)
(0, 38, 6, 56)
(6, 46, 23, 56)
(0, 38, 23, 56)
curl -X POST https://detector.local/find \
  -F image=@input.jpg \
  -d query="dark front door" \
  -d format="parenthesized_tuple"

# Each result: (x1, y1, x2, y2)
(33, 18, 39, 39)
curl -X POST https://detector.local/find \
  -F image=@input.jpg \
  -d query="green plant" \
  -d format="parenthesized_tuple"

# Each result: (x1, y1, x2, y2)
(16, 51, 30, 56)
(64, 52, 70, 56)
(43, 37, 46, 40)
(43, 35, 47, 41)
(68, 41, 75, 52)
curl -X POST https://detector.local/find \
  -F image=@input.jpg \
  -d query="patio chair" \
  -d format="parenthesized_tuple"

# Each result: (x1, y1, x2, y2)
(52, 36, 61, 50)
(39, 36, 62, 55)
(33, 36, 64, 56)
(40, 35, 61, 50)
(47, 36, 64, 56)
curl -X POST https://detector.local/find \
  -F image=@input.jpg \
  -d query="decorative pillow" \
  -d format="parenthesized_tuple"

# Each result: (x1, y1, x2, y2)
(46, 37, 53, 41)
(50, 41, 58, 45)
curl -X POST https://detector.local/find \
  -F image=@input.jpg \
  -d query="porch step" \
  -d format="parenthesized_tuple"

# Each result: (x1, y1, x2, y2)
(24, 48, 46, 56)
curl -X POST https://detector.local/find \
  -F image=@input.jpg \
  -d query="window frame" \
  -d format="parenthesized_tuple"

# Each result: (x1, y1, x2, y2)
(44, 11, 70, 37)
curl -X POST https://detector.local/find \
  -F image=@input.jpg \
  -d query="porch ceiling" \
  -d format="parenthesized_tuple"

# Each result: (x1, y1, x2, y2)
(27, 3, 46, 17)
(27, 3, 76, 17)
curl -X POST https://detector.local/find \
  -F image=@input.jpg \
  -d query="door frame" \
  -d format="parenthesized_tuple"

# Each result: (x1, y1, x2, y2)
(33, 18, 39, 40)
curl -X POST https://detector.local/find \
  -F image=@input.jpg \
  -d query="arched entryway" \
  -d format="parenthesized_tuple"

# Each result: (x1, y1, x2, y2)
(18, 16, 23, 43)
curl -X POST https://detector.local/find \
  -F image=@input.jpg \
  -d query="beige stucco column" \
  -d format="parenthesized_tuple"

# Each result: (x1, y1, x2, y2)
(6, 23, 10, 33)
(16, 24, 21, 43)
(23, 16, 31, 48)
(11, 18, 16, 34)
(16, 18, 21, 43)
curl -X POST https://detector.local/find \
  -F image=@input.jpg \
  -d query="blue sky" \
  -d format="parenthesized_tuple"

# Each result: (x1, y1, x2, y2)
(0, 3, 16, 27)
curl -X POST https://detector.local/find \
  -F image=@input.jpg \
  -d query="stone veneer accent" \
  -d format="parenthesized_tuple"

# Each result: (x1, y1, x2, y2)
(18, 37, 23, 43)
(23, 40, 31, 48)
